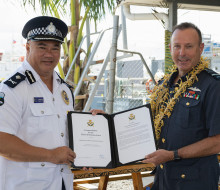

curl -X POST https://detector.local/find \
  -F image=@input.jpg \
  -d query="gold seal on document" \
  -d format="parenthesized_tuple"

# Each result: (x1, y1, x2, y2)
(129, 113, 135, 120)
(61, 90, 69, 105)
(87, 120, 94, 127)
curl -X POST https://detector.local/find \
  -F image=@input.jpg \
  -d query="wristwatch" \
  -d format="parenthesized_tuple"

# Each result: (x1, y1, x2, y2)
(173, 150, 181, 160)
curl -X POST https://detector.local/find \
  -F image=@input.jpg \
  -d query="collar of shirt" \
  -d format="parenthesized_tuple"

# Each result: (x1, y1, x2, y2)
(167, 70, 188, 88)
(167, 70, 188, 98)
(22, 60, 62, 87)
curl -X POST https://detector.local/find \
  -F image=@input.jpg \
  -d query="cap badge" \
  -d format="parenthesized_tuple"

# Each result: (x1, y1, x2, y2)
(61, 90, 69, 105)
(46, 22, 56, 34)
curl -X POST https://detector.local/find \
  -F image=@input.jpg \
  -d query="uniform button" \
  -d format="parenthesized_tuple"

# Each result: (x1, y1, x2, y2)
(53, 98, 55, 101)
(186, 102, 190, 106)
(162, 138, 165, 143)
(61, 133, 64, 137)
(41, 111, 44, 114)
(181, 174, 186, 179)
(61, 168, 64, 172)
(41, 163, 45, 167)
(160, 164, 163, 169)
(57, 114, 60, 118)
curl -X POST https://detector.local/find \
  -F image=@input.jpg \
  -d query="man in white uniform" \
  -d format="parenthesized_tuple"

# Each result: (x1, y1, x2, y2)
(0, 16, 76, 190)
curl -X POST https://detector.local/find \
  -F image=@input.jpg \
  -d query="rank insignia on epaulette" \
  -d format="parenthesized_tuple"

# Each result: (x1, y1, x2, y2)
(4, 72, 26, 88)
(0, 92, 5, 106)
(25, 70, 36, 84)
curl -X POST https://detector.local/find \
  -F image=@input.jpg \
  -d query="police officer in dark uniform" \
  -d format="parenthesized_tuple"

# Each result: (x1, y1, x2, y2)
(143, 22, 220, 190)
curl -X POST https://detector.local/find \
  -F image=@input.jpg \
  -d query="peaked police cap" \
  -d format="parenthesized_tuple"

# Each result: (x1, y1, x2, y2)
(22, 16, 68, 43)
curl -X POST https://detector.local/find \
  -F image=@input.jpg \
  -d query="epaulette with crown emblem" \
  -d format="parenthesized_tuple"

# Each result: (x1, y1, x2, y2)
(4, 73, 26, 88)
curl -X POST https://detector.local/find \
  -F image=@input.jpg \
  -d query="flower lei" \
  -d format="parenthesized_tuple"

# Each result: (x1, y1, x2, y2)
(150, 57, 209, 141)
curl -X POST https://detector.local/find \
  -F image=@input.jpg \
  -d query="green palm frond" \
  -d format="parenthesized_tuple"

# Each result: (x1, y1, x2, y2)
(22, 0, 115, 22)
(80, 0, 115, 21)
(21, 0, 67, 15)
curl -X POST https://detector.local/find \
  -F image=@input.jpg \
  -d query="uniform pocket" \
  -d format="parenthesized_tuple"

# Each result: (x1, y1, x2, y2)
(27, 162, 57, 181)
(169, 166, 199, 180)
(30, 104, 54, 116)
(174, 98, 200, 128)
(28, 104, 55, 129)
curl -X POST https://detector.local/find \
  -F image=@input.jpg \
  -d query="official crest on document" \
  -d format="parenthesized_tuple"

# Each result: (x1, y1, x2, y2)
(0, 92, 5, 106)
(61, 90, 69, 105)
(129, 113, 135, 120)
(87, 120, 94, 127)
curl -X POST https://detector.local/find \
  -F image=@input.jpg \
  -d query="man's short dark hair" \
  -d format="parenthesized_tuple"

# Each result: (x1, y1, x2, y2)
(172, 22, 202, 44)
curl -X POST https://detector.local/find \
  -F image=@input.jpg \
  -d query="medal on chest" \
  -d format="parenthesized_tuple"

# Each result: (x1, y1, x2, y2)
(184, 87, 201, 100)
(61, 90, 69, 105)
(183, 91, 200, 100)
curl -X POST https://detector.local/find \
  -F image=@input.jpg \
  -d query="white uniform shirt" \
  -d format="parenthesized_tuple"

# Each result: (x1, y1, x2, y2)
(0, 60, 74, 190)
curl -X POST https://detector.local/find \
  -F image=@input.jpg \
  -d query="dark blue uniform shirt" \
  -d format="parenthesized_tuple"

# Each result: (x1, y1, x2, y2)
(152, 69, 220, 190)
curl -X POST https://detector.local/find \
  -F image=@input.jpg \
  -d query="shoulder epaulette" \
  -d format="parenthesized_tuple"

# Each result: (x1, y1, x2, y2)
(205, 68, 220, 80)
(4, 72, 26, 88)
(25, 70, 36, 84)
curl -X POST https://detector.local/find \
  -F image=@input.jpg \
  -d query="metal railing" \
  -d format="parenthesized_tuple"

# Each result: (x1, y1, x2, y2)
(73, 27, 114, 98)
(64, 31, 101, 82)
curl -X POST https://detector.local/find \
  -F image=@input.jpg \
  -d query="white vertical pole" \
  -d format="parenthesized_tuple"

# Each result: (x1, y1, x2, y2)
(106, 15, 119, 114)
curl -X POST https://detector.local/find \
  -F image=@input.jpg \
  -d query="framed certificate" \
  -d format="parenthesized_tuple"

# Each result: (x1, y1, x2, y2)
(68, 104, 156, 168)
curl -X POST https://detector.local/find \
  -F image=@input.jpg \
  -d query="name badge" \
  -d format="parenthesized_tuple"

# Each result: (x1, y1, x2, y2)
(34, 97, 44, 103)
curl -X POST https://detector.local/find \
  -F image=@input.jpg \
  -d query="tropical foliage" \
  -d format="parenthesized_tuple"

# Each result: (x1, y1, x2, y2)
(164, 30, 173, 74)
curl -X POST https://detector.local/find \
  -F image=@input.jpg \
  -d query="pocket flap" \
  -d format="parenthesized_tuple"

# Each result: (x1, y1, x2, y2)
(29, 162, 56, 168)
(179, 98, 200, 107)
(170, 166, 199, 180)
(30, 104, 54, 116)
